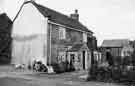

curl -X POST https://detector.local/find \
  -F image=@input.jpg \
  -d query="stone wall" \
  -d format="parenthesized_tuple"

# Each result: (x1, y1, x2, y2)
(49, 23, 84, 64)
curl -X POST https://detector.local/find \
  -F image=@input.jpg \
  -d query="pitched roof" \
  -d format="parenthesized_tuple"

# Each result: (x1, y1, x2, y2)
(101, 39, 130, 48)
(20, 1, 92, 33)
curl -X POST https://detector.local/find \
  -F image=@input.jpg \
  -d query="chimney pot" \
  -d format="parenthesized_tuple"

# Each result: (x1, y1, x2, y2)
(75, 9, 78, 14)
(70, 9, 79, 21)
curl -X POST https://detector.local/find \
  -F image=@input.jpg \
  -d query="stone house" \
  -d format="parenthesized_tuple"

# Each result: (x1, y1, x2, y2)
(11, 0, 96, 70)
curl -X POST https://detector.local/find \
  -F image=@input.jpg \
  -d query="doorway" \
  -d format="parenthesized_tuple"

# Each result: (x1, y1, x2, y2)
(82, 51, 85, 69)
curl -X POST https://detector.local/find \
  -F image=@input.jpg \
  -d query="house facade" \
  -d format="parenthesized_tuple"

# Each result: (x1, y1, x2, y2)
(11, 0, 96, 70)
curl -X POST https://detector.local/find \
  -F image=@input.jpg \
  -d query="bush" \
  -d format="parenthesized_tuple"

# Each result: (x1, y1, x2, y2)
(51, 62, 66, 73)
(32, 61, 48, 72)
(69, 61, 75, 72)
(51, 63, 60, 73)
(59, 62, 66, 72)
(111, 66, 121, 81)
(65, 61, 70, 72)
(40, 64, 48, 72)
(0, 55, 11, 64)
(51, 61, 75, 73)
(87, 64, 98, 81)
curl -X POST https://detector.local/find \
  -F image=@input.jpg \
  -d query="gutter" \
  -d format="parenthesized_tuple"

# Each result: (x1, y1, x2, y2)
(48, 20, 93, 35)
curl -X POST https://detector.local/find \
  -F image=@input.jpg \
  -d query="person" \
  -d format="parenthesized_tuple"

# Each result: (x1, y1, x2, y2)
(70, 58, 75, 71)
(65, 60, 70, 72)
(106, 51, 113, 66)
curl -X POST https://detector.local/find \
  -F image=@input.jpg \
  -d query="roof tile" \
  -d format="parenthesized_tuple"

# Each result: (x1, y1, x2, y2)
(101, 39, 130, 47)
(31, 1, 92, 33)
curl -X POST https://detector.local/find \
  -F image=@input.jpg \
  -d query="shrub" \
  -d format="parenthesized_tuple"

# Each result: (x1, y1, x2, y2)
(65, 61, 70, 72)
(0, 55, 10, 64)
(69, 61, 75, 72)
(51, 62, 66, 73)
(32, 61, 48, 72)
(51, 62, 61, 73)
(87, 64, 98, 81)
(40, 64, 48, 72)
(51, 61, 74, 73)
(111, 66, 121, 81)
(59, 62, 66, 73)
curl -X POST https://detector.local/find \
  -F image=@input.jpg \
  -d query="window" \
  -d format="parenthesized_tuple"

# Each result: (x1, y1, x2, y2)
(58, 52, 66, 62)
(59, 26, 66, 39)
(83, 32, 87, 42)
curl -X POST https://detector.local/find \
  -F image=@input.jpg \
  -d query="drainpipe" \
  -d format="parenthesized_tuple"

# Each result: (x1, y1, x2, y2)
(49, 24, 52, 65)
(91, 49, 94, 67)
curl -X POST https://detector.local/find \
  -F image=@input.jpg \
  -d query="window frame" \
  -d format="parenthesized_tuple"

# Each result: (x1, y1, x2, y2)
(59, 26, 66, 40)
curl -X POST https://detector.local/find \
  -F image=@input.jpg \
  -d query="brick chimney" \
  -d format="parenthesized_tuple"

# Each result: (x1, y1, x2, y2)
(70, 9, 79, 21)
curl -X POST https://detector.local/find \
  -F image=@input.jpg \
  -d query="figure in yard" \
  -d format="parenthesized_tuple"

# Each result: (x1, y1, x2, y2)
(106, 51, 113, 66)
(65, 60, 70, 72)
(69, 57, 75, 71)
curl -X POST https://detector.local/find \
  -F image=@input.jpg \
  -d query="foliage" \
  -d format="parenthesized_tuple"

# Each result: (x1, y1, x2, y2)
(51, 62, 65, 73)
(33, 61, 48, 72)
(51, 61, 75, 73)
(0, 13, 12, 64)
(87, 64, 135, 85)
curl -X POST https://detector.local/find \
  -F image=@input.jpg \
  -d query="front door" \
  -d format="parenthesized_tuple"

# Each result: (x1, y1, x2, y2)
(82, 51, 85, 69)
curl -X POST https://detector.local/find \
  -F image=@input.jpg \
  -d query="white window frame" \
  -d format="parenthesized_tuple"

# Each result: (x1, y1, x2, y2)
(59, 26, 66, 39)
(83, 32, 87, 42)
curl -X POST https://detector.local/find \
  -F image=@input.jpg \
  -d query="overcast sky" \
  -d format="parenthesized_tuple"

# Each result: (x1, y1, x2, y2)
(0, 0, 135, 45)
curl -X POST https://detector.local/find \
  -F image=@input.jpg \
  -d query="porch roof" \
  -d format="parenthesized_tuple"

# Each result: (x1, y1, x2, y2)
(68, 43, 88, 52)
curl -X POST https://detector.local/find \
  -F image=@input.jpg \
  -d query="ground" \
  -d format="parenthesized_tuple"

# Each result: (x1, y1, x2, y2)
(0, 65, 125, 86)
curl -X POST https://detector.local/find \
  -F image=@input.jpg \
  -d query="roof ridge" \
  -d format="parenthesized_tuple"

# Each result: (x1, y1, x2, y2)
(103, 39, 129, 41)
(34, 3, 72, 20)
(32, 2, 92, 33)
(13, 1, 92, 33)
(33, 2, 85, 24)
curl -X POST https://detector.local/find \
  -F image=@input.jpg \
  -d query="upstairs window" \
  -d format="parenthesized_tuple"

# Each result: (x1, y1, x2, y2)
(59, 26, 66, 39)
(83, 32, 87, 42)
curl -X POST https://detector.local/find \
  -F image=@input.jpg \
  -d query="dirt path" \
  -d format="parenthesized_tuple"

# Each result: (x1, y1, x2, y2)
(0, 65, 125, 86)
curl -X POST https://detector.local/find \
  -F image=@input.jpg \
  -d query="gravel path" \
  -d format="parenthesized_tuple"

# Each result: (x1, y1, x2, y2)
(0, 65, 125, 86)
